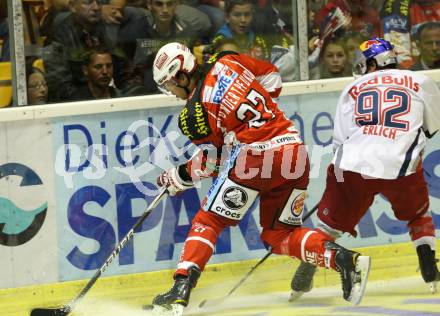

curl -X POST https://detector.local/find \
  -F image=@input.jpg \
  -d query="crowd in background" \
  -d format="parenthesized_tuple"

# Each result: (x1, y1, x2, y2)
(0, 0, 439, 106)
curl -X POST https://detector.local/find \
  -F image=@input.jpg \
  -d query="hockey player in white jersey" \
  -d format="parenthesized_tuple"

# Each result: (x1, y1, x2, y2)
(290, 38, 440, 301)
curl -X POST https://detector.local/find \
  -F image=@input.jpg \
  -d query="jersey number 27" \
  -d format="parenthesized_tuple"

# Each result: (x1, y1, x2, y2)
(236, 89, 275, 128)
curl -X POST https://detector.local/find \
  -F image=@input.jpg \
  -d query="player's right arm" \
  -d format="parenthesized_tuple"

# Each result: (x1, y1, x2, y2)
(420, 76, 440, 138)
(231, 54, 283, 98)
(157, 147, 223, 195)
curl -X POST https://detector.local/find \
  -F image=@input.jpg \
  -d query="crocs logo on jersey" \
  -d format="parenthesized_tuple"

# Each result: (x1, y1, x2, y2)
(290, 191, 306, 217)
(222, 187, 248, 210)
(155, 52, 169, 70)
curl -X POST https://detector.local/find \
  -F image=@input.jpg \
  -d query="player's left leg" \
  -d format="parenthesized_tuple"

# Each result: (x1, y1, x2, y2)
(288, 164, 375, 302)
(150, 145, 261, 312)
(258, 161, 370, 305)
(261, 227, 371, 305)
(149, 210, 232, 311)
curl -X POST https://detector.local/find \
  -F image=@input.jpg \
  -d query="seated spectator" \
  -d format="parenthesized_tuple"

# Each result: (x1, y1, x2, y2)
(130, 0, 198, 59)
(310, 36, 352, 79)
(42, 0, 130, 101)
(76, 49, 121, 99)
(212, 0, 270, 60)
(129, 0, 199, 93)
(411, 21, 440, 70)
(207, 0, 297, 81)
(26, 59, 49, 105)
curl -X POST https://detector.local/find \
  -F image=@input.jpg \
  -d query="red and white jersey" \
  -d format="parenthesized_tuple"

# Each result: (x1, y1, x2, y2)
(333, 69, 440, 179)
(178, 52, 302, 150)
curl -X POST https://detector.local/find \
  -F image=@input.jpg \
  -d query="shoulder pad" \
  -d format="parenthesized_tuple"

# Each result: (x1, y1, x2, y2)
(178, 101, 212, 141)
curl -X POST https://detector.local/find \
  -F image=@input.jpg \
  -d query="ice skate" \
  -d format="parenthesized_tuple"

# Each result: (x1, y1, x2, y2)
(326, 241, 371, 305)
(416, 244, 440, 294)
(143, 266, 201, 315)
(289, 261, 317, 302)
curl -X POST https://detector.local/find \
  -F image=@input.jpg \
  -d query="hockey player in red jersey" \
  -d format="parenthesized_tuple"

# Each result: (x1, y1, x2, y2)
(291, 38, 440, 301)
(146, 42, 371, 314)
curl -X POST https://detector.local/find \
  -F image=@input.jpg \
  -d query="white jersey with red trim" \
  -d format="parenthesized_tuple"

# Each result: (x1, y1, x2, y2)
(333, 69, 440, 179)
(178, 52, 301, 150)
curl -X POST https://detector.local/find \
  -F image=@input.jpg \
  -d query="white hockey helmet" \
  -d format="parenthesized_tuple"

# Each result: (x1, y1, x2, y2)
(353, 37, 397, 76)
(153, 42, 197, 94)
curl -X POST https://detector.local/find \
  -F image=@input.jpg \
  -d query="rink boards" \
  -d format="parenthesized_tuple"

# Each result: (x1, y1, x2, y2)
(1, 91, 439, 289)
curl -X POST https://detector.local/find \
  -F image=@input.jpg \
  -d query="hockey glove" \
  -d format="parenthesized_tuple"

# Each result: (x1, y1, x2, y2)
(157, 164, 194, 196)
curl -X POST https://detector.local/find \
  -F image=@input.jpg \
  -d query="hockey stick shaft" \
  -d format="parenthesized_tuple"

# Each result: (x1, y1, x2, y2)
(199, 202, 319, 308)
(30, 187, 168, 316)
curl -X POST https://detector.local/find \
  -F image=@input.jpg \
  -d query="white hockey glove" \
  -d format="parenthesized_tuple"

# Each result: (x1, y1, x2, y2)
(157, 165, 194, 196)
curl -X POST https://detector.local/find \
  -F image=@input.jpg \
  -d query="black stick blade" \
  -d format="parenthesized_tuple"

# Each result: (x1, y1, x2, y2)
(30, 307, 70, 316)
(198, 297, 225, 308)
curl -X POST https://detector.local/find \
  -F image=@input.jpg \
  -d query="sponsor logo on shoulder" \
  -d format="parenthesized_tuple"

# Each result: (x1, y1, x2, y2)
(211, 67, 237, 104)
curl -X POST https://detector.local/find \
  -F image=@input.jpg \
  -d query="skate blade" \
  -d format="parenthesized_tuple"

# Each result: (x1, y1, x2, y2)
(142, 303, 184, 316)
(288, 290, 304, 302)
(428, 281, 438, 294)
(350, 255, 371, 305)
(289, 280, 313, 302)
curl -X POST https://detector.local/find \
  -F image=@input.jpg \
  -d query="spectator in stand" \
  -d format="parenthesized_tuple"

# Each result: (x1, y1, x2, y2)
(42, 0, 131, 101)
(212, 0, 270, 60)
(411, 21, 440, 70)
(208, 0, 298, 81)
(26, 59, 49, 105)
(128, 0, 199, 93)
(310, 36, 352, 79)
(76, 49, 121, 100)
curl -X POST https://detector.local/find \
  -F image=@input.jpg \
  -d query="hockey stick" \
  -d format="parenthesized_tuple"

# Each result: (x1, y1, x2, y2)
(30, 187, 168, 316)
(199, 202, 319, 308)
